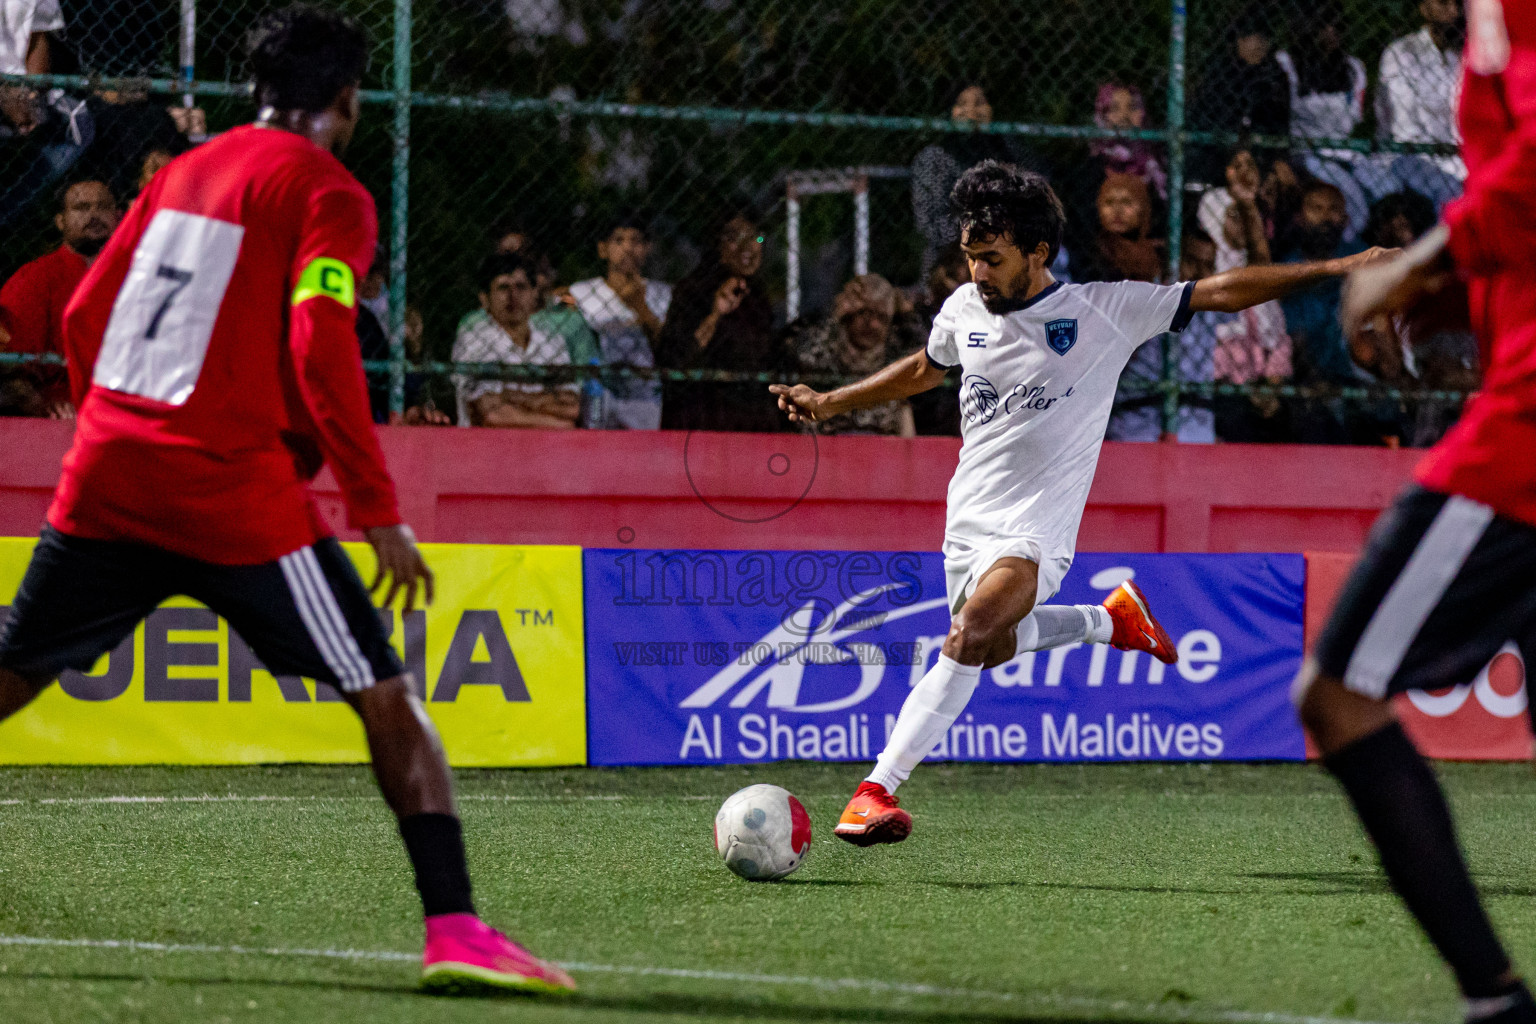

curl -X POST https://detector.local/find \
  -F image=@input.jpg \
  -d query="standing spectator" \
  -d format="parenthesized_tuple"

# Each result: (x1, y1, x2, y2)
(1089, 82, 1167, 201)
(568, 214, 669, 430)
(0, 0, 90, 228)
(451, 252, 581, 429)
(656, 208, 784, 433)
(1071, 172, 1164, 284)
(1377, 0, 1466, 208)
(0, 176, 116, 417)
(1188, 3, 1290, 180)
(788, 274, 918, 437)
(911, 83, 1018, 280)
(1275, 4, 1390, 240)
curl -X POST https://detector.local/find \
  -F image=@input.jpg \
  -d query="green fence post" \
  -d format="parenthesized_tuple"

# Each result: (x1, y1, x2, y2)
(388, 0, 412, 418)
(1163, 0, 1188, 437)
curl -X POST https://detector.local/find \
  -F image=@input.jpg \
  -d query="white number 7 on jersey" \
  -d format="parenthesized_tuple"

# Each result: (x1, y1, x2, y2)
(96, 210, 245, 406)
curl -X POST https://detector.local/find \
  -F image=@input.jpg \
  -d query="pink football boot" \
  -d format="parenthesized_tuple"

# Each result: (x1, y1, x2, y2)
(421, 913, 576, 994)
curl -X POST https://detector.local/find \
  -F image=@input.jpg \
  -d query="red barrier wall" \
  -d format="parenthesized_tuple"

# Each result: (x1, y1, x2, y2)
(0, 420, 1424, 553)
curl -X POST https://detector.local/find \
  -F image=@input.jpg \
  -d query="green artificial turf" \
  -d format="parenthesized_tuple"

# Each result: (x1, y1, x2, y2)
(0, 760, 1533, 1024)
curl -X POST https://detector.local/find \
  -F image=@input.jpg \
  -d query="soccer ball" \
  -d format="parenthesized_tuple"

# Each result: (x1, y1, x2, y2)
(713, 784, 811, 881)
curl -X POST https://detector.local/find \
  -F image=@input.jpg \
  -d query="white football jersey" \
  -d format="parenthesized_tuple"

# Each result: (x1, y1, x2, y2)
(927, 279, 1194, 563)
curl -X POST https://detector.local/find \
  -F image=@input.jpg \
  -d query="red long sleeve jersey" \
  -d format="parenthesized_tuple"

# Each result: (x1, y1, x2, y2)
(48, 125, 400, 564)
(1419, 0, 1536, 525)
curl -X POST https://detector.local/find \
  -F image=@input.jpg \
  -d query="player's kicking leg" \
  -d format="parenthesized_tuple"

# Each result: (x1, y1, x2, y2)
(1297, 488, 1536, 1024)
(835, 557, 1177, 847)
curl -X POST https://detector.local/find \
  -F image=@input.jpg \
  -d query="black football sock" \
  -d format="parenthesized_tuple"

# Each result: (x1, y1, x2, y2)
(399, 813, 476, 917)
(1325, 723, 1512, 998)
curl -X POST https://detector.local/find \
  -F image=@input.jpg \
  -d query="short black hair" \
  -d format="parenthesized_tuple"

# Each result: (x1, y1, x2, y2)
(951, 160, 1065, 264)
(605, 211, 649, 240)
(246, 5, 368, 113)
(477, 252, 533, 294)
(1366, 189, 1437, 244)
(55, 176, 115, 212)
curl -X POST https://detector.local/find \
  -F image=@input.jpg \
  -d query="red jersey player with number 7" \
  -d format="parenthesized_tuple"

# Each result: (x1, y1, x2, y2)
(0, 4, 573, 997)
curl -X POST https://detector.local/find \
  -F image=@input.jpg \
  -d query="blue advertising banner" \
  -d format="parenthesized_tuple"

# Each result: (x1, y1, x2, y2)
(584, 549, 1307, 765)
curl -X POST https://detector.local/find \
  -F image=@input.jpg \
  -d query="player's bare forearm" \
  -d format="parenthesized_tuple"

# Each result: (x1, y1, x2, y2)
(770, 348, 944, 426)
(1190, 247, 1394, 313)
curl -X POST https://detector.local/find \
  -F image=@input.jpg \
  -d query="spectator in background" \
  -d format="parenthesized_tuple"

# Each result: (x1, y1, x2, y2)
(0, 0, 90, 228)
(1277, 181, 1376, 443)
(911, 82, 1018, 280)
(357, 302, 449, 426)
(451, 252, 581, 429)
(1363, 189, 1438, 251)
(1107, 230, 1217, 444)
(1196, 147, 1291, 352)
(1088, 82, 1167, 201)
(788, 274, 918, 437)
(1275, 4, 1389, 241)
(0, 176, 116, 417)
(569, 214, 669, 429)
(1071, 172, 1164, 284)
(358, 245, 390, 328)
(909, 243, 967, 436)
(132, 141, 183, 198)
(657, 207, 783, 433)
(1377, 0, 1466, 209)
(1188, 2, 1290, 180)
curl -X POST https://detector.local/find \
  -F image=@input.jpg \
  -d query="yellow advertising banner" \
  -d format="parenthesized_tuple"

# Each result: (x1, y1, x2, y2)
(0, 540, 586, 766)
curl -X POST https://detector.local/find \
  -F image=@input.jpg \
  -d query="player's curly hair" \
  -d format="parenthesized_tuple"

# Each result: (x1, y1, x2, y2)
(246, 4, 369, 113)
(951, 160, 1065, 265)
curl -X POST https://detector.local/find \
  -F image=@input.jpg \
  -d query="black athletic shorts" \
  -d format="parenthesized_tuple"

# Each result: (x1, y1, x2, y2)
(0, 526, 404, 691)
(1314, 486, 1536, 699)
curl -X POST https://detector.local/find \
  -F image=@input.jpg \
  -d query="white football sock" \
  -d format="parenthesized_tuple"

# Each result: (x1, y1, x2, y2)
(865, 655, 980, 794)
(1013, 605, 1112, 656)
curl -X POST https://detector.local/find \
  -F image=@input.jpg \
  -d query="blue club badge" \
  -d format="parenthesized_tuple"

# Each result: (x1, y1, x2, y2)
(1045, 318, 1078, 356)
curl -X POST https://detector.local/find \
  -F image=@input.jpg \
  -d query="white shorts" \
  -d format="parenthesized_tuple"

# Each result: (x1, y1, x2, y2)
(942, 534, 1073, 615)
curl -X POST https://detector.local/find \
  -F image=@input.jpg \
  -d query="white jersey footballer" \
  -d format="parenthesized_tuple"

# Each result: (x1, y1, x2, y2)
(928, 278, 1194, 612)
(769, 159, 1382, 848)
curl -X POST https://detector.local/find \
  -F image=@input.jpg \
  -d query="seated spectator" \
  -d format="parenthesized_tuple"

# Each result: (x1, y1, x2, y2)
(1089, 82, 1167, 201)
(1275, 3, 1392, 240)
(1188, 2, 1290, 180)
(656, 208, 784, 433)
(0, 0, 90, 229)
(1276, 182, 1361, 386)
(1377, 0, 1466, 210)
(0, 176, 117, 417)
(451, 253, 581, 429)
(568, 213, 669, 430)
(911, 82, 1028, 280)
(1363, 189, 1438, 251)
(788, 274, 918, 437)
(1195, 147, 1290, 351)
(358, 302, 449, 426)
(1107, 230, 1217, 444)
(910, 244, 968, 436)
(1070, 172, 1164, 284)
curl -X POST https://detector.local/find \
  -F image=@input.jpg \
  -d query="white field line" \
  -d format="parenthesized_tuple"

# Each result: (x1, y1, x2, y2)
(0, 932, 1411, 1024)
(1, 791, 1532, 809)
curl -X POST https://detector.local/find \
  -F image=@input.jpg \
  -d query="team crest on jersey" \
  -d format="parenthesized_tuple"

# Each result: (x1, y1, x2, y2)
(961, 374, 1000, 424)
(1045, 318, 1078, 356)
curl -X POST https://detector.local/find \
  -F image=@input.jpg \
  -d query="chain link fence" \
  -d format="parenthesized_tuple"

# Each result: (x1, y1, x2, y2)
(0, 0, 1473, 443)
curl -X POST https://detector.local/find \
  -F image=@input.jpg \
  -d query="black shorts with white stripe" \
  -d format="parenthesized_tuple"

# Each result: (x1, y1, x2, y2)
(1314, 486, 1536, 700)
(0, 526, 404, 691)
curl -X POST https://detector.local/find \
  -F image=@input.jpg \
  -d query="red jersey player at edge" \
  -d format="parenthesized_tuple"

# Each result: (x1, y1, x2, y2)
(0, 5, 574, 997)
(1298, 2, 1536, 1023)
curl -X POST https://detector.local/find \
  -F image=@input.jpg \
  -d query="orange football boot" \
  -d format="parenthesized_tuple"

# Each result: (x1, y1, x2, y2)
(1103, 580, 1178, 665)
(834, 781, 912, 847)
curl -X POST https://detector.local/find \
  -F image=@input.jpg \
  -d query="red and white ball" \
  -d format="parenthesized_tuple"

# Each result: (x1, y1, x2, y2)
(713, 784, 811, 881)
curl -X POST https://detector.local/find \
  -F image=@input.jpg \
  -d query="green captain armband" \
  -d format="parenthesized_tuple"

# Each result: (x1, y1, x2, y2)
(291, 257, 356, 309)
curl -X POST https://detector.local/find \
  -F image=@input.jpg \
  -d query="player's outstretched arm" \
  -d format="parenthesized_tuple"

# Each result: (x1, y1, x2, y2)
(1189, 246, 1396, 314)
(770, 348, 946, 426)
